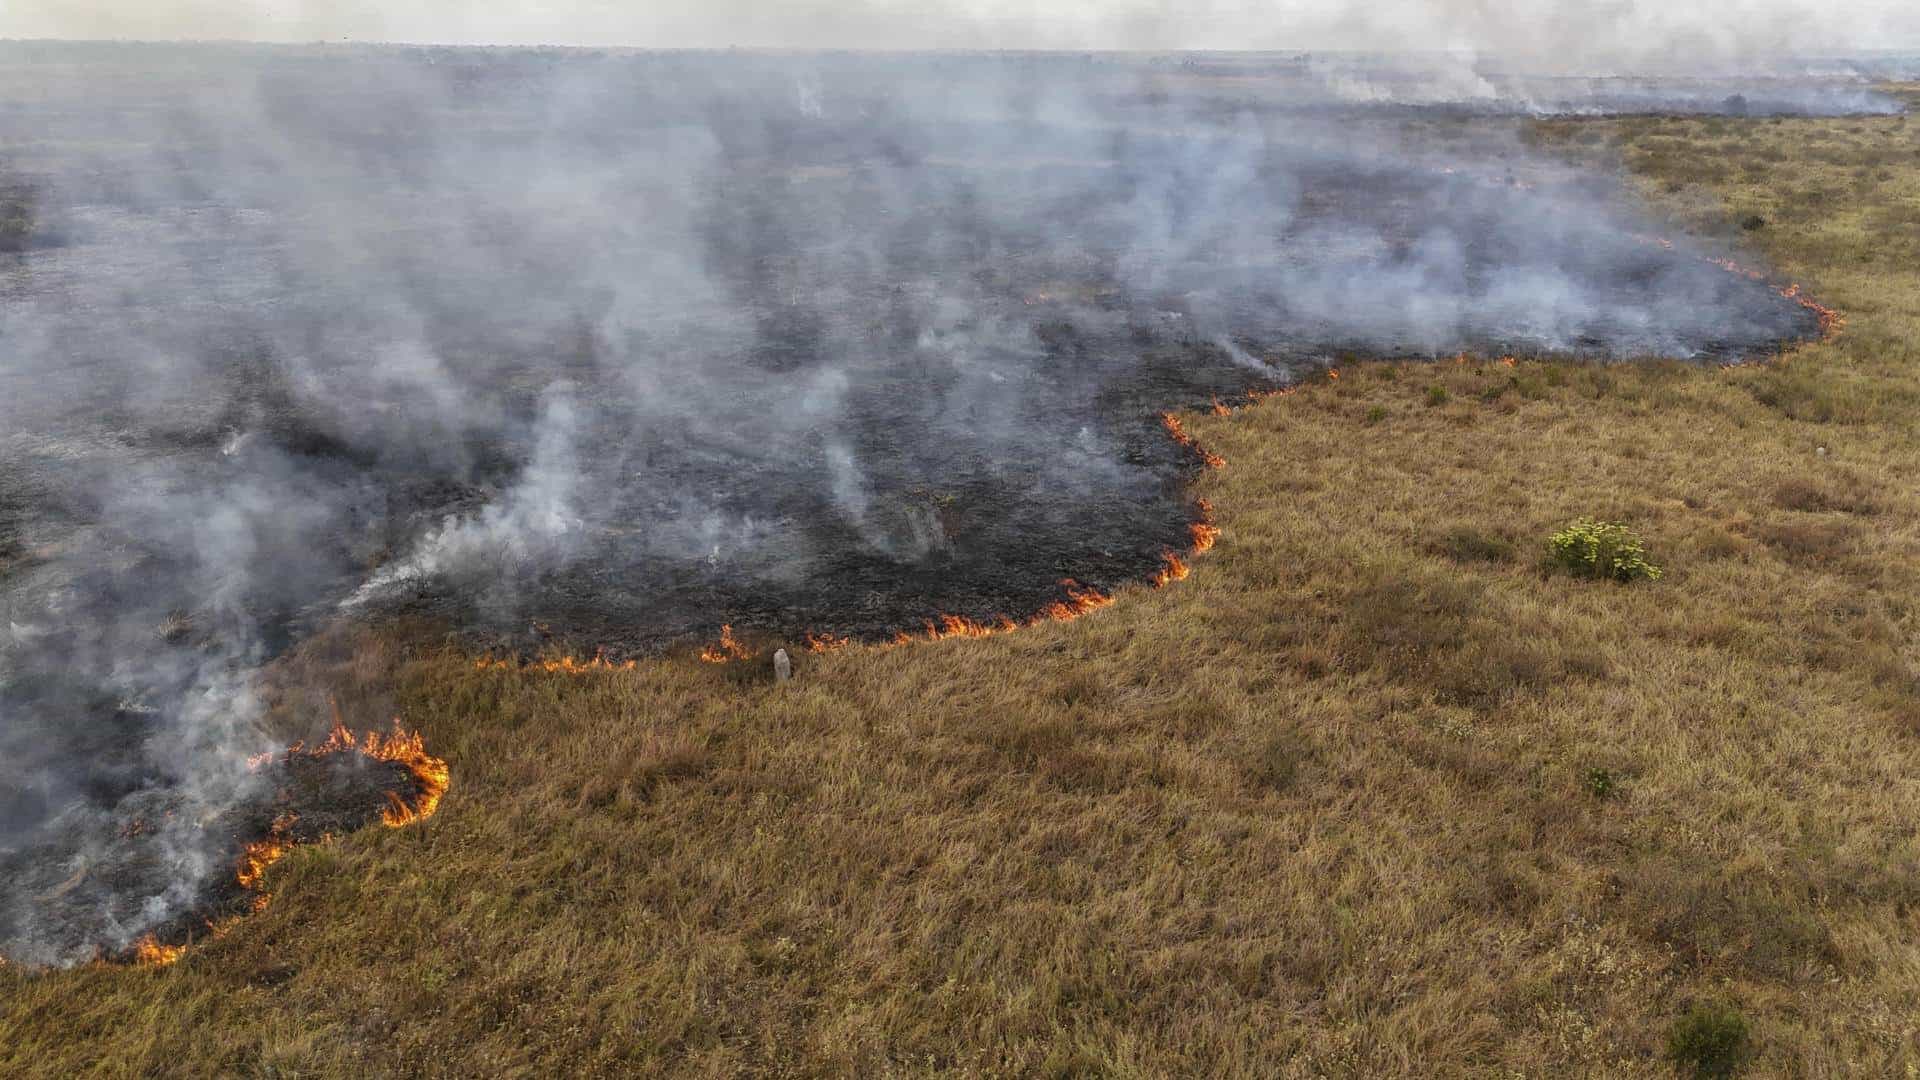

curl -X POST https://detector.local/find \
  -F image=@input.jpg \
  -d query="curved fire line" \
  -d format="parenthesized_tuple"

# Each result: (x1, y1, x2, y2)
(118, 723, 449, 970)
(467, 413, 1237, 670)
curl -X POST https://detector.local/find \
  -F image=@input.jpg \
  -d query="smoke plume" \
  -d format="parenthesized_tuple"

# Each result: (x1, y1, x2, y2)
(0, 41, 1867, 963)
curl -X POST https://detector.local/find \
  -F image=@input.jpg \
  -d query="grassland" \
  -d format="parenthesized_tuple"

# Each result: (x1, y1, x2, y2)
(5, 95, 1920, 1077)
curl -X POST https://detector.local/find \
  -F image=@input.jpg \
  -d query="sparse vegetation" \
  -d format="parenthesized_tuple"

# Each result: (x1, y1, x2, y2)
(1433, 523, 1517, 564)
(1667, 1000, 1752, 1078)
(7, 90, 1920, 1079)
(1584, 767, 1617, 798)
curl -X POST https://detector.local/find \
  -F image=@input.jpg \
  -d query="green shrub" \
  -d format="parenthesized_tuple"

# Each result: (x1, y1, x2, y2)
(1547, 520, 1663, 582)
(1667, 1000, 1751, 1078)
(1584, 767, 1616, 798)
(1426, 385, 1451, 407)
(1365, 405, 1388, 425)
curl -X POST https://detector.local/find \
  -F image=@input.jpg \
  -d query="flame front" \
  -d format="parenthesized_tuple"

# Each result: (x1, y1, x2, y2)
(1160, 413, 1227, 470)
(1639, 233, 1844, 342)
(805, 632, 852, 654)
(699, 624, 751, 664)
(285, 723, 451, 829)
(1150, 553, 1191, 588)
(475, 651, 637, 673)
(883, 577, 1118, 646)
(235, 817, 296, 892)
(132, 935, 185, 968)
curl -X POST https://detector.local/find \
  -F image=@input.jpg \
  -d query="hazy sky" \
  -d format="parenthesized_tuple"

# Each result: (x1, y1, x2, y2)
(3, 1, 1918, 58)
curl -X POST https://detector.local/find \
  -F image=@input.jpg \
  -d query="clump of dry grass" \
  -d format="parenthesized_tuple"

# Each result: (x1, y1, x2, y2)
(7, 106, 1920, 1077)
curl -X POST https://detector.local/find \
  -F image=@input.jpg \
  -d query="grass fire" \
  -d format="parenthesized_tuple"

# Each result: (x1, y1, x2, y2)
(3, 15, 1920, 1079)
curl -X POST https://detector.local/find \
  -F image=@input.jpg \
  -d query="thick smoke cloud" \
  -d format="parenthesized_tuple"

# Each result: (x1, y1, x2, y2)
(0, 43, 1851, 964)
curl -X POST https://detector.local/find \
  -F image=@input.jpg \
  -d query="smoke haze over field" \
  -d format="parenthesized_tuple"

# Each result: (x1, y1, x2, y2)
(0, 40, 1856, 964)
(8, 1, 1920, 57)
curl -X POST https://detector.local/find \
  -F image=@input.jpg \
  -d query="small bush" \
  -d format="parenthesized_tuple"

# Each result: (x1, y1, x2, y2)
(1364, 404, 1388, 425)
(1425, 385, 1451, 407)
(1667, 1000, 1751, 1078)
(1433, 524, 1517, 564)
(1547, 520, 1663, 582)
(1250, 728, 1306, 792)
(1584, 767, 1616, 798)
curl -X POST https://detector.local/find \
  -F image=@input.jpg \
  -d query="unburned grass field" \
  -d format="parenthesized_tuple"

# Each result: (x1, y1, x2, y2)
(5, 93, 1920, 1076)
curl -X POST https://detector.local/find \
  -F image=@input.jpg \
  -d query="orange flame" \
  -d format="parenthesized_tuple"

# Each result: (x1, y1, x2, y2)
(474, 651, 637, 674)
(464, 417, 1231, 667)
(805, 632, 851, 654)
(1780, 283, 1844, 338)
(132, 935, 185, 968)
(235, 819, 295, 892)
(1150, 552, 1190, 588)
(698, 624, 751, 664)
(1636, 232, 1844, 343)
(1160, 413, 1226, 469)
(1038, 579, 1120, 622)
(109, 722, 448, 968)
(297, 722, 451, 829)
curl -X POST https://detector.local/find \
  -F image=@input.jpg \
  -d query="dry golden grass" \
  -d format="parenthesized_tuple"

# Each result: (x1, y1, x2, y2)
(6, 101, 1920, 1076)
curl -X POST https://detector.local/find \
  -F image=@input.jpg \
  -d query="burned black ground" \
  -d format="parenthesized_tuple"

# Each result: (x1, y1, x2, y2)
(0, 45, 1837, 965)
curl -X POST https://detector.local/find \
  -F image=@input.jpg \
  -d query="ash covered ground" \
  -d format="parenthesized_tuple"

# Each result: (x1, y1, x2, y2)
(0, 44, 1856, 964)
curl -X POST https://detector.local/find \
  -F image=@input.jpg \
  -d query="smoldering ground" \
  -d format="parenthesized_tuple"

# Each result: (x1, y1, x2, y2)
(0, 43, 1851, 964)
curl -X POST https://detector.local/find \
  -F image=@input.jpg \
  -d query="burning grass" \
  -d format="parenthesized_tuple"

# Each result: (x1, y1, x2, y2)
(61, 721, 452, 970)
(7, 99, 1920, 1079)
(466, 422, 1233, 669)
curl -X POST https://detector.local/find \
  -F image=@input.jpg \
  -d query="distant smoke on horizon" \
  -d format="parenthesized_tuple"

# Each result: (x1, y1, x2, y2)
(6, 1, 1920, 63)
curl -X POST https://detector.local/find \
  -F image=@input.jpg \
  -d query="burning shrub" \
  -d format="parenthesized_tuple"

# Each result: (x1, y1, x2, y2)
(1546, 520, 1663, 582)
(1667, 999, 1752, 1078)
